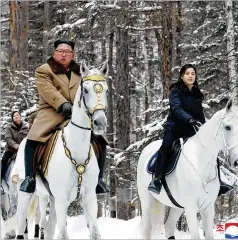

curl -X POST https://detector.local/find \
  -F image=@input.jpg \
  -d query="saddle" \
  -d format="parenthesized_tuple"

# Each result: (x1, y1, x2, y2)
(147, 138, 188, 176)
(33, 120, 102, 177)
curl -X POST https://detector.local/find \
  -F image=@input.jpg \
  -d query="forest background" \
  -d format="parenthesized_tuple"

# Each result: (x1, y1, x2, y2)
(1, 0, 238, 231)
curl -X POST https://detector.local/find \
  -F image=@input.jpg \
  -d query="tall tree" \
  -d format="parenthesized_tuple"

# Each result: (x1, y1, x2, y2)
(18, 0, 29, 69)
(226, 1, 237, 104)
(9, 0, 18, 70)
(160, 2, 173, 99)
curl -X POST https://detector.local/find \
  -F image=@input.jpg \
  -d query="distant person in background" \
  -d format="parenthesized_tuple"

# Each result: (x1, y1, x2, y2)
(1, 111, 28, 182)
(148, 64, 233, 196)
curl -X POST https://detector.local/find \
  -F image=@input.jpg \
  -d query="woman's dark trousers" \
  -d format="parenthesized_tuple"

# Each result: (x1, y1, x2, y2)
(148, 131, 179, 194)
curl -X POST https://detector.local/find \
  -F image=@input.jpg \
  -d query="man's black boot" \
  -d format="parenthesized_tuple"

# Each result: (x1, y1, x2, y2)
(217, 158, 234, 196)
(148, 151, 166, 194)
(95, 135, 109, 194)
(20, 140, 40, 193)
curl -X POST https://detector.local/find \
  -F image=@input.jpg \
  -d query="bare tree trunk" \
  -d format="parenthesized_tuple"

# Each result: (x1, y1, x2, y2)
(107, 19, 115, 147)
(161, 2, 173, 99)
(115, 11, 130, 150)
(18, 0, 29, 70)
(171, 2, 183, 82)
(226, 1, 237, 104)
(9, 0, 18, 70)
(42, 0, 50, 62)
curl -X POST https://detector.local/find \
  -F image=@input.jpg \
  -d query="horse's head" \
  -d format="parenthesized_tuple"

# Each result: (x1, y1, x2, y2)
(79, 60, 108, 135)
(220, 99, 238, 171)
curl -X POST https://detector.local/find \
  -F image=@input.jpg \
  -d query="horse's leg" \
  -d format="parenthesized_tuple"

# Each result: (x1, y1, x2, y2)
(54, 199, 69, 239)
(44, 196, 56, 239)
(34, 196, 40, 239)
(81, 191, 101, 239)
(15, 192, 33, 238)
(151, 200, 165, 239)
(200, 204, 215, 240)
(8, 193, 17, 218)
(184, 207, 200, 239)
(164, 208, 183, 239)
(38, 195, 48, 239)
(139, 190, 154, 240)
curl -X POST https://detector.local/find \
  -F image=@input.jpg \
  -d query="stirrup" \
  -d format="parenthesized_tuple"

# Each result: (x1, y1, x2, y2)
(218, 181, 234, 196)
(148, 178, 163, 194)
(20, 176, 36, 193)
(96, 178, 109, 194)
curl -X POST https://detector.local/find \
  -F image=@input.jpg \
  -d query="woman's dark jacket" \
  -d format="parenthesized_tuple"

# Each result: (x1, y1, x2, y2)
(166, 87, 205, 137)
(4, 122, 28, 152)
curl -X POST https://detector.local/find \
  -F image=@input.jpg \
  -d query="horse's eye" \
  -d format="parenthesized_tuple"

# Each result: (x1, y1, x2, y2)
(84, 88, 88, 94)
(225, 126, 231, 131)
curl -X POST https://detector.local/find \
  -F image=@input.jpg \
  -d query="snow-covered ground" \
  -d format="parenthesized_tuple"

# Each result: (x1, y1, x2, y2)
(1, 214, 237, 239)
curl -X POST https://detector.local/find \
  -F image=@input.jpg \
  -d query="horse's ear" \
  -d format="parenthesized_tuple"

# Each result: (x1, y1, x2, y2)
(226, 99, 233, 112)
(80, 60, 89, 77)
(100, 60, 109, 77)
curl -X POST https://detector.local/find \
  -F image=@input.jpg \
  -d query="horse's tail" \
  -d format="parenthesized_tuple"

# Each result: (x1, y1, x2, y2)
(27, 194, 39, 220)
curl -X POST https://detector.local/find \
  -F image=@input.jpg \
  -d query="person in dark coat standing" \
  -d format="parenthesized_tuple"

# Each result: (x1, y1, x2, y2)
(1, 111, 28, 182)
(148, 64, 233, 195)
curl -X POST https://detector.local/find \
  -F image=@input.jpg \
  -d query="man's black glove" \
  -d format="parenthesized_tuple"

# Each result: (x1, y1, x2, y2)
(57, 102, 72, 118)
(188, 118, 201, 130)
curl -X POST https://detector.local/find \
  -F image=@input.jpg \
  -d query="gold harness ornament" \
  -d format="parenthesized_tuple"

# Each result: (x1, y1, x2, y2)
(61, 128, 92, 198)
(62, 75, 106, 198)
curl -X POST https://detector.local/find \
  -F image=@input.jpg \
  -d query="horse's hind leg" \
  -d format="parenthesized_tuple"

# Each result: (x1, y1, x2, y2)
(82, 191, 101, 239)
(139, 190, 153, 240)
(37, 195, 48, 239)
(44, 196, 56, 239)
(16, 192, 33, 238)
(200, 204, 215, 240)
(164, 208, 183, 239)
(151, 200, 165, 239)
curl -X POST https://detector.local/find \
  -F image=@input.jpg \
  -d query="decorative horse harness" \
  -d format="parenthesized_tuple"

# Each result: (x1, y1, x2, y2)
(61, 75, 106, 198)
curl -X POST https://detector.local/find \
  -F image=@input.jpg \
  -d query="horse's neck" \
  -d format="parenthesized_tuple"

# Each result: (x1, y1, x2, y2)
(188, 111, 223, 175)
(64, 104, 92, 162)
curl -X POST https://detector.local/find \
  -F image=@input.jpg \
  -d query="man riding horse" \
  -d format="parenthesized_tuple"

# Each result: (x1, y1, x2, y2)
(20, 39, 109, 194)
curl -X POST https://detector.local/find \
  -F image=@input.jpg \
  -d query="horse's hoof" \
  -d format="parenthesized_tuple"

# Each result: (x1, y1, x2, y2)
(168, 236, 175, 239)
(16, 235, 24, 239)
(40, 227, 44, 239)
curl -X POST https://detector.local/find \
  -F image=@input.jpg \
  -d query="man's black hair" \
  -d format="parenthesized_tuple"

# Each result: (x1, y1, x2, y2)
(54, 40, 75, 50)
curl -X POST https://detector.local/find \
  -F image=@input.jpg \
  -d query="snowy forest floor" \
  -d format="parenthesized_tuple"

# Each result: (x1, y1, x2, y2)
(1, 215, 237, 239)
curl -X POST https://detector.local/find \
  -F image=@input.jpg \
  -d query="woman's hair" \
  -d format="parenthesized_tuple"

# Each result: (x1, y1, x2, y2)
(169, 64, 204, 100)
(11, 111, 21, 122)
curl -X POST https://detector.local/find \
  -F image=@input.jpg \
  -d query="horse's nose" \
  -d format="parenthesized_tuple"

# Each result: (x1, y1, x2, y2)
(234, 160, 238, 168)
(94, 120, 100, 126)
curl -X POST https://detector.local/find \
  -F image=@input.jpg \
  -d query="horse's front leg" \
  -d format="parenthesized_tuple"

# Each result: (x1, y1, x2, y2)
(55, 198, 69, 239)
(184, 206, 200, 239)
(82, 188, 101, 239)
(200, 203, 215, 240)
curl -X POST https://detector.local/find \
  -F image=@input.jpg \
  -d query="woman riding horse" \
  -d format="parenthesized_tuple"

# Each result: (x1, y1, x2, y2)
(1, 111, 28, 183)
(148, 64, 233, 195)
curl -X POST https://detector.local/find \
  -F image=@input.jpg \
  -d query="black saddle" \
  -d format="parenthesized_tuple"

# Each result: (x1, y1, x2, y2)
(147, 138, 188, 176)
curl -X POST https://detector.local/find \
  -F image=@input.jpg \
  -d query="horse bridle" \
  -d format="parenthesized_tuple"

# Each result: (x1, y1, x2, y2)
(62, 74, 107, 199)
(71, 74, 107, 130)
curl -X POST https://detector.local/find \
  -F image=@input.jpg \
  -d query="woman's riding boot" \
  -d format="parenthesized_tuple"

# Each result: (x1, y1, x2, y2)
(20, 140, 40, 193)
(96, 138, 109, 194)
(217, 158, 234, 196)
(148, 151, 166, 194)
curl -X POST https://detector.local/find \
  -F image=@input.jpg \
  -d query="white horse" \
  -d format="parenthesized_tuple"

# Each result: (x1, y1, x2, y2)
(1, 138, 48, 239)
(137, 100, 238, 239)
(16, 60, 109, 239)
